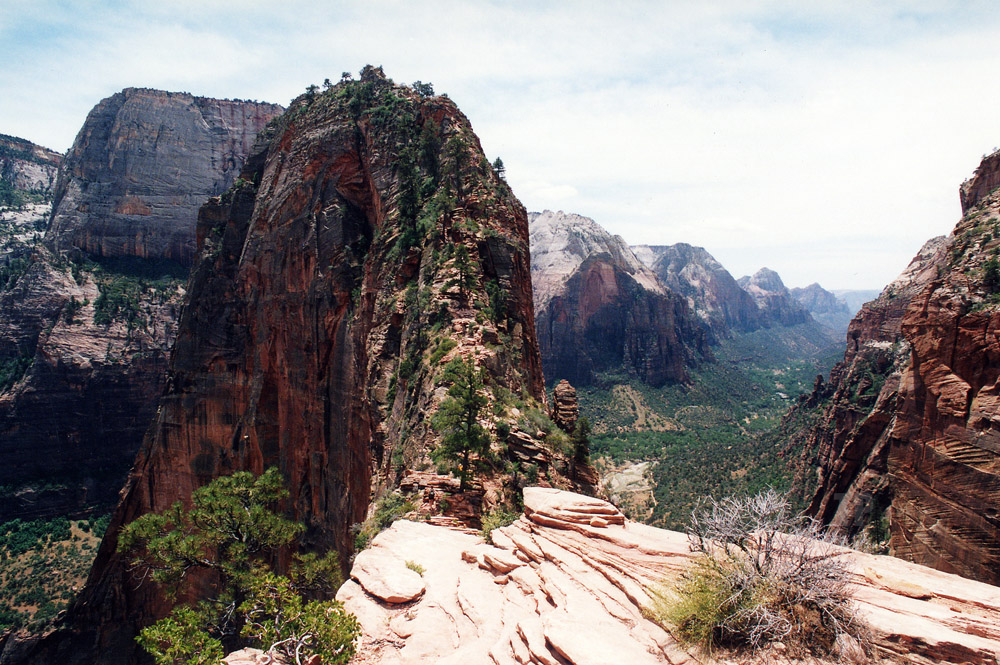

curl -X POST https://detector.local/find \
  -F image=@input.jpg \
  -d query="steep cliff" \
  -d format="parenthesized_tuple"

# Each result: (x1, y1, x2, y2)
(9, 68, 564, 664)
(47, 88, 283, 266)
(632, 242, 763, 335)
(796, 149, 1000, 586)
(0, 134, 61, 203)
(530, 211, 709, 387)
(790, 282, 853, 333)
(0, 92, 282, 520)
(738, 267, 814, 327)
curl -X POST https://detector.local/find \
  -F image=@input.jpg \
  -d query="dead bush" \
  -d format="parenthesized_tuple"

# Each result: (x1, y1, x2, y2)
(649, 489, 869, 658)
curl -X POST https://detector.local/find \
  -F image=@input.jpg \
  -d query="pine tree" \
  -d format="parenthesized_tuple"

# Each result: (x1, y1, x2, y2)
(432, 358, 493, 491)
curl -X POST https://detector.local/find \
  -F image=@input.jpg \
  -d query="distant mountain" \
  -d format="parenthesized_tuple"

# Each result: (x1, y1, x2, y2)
(530, 211, 709, 387)
(738, 268, 813, 327)
(790, 283, 852, 333)
(631, 243, 762, 336)
(832, 289, 882, 316)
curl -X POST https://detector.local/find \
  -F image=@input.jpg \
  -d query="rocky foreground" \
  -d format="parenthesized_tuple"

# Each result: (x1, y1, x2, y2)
(330, 488, 1000, 665)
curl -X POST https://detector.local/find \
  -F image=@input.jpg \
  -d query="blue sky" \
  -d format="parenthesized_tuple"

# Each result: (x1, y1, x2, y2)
(4, 1, 1000, 290)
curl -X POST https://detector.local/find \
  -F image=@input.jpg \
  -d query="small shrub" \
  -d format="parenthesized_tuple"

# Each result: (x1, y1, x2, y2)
(480, 509, 519, 544)
(352, 491, 416, 552)
(405, 560, 425, 576)
(648, 490, 868, 658)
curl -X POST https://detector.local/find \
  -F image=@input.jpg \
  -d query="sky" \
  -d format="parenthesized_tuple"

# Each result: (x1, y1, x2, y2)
(4, 1, 1000, 291)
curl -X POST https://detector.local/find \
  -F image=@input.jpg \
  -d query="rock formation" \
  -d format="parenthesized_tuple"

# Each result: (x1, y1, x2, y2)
(338, 487, 1000, 665)
(790, 282, 853, 333)
(47, 88, 282, 265)
(530, 211, 709, 387)
(550, 379, 578, 432)
(0, 93, 282, 521)
(794, 149, 1000, 586)
(5, 68, 571, 664)
(738, 267, 813, 327)
(0, 134, 61, 198)
(632, 242, 763, 335)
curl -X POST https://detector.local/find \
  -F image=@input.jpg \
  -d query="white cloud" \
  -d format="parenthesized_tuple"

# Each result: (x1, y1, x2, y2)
(3, 2, 1000, 290)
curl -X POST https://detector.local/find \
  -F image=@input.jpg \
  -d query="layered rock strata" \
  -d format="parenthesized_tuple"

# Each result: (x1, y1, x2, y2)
(47, 88, 283, 265)
(7, 68, 562, 664)
(339, 488, 1000, 665)
(796, 149, 1000, 585)
(530, 211, 709, 387)
(0, 92, 281, 520)
(550, 378, 578, 432)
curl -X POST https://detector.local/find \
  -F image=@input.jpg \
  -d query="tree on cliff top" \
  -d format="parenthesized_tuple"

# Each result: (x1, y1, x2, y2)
(432, 358, 495, 491)
(118, 468, 359, 665)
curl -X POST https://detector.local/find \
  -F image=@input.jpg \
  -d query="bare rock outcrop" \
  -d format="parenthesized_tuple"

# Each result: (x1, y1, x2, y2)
(738, 267, 813, 328)
(0, 134, 61, 197)
(339, 488, 1000, 665)
(790, 282, 853, 333)
(550, 378, 577, 432)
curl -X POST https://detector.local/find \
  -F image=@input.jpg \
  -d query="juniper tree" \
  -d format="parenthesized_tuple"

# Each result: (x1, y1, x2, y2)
(432, 358, 494, 491)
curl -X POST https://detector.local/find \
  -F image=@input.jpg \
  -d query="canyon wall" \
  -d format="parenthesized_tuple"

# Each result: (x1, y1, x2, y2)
(531, 211, 709, 387)
(0, 91, 282, 520)
(7, 68, 564, 664)
(796, 150, 1000, 585)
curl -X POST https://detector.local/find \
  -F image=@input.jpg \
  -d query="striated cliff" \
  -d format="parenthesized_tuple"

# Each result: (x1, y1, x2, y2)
(530, 211, 709, 387)
(0, 92, 281, 521)
(632, 242, 763, 335)
(795, 149, 1000, 586)
(8, 68, 572, 664)
(47, 88, 283, 266)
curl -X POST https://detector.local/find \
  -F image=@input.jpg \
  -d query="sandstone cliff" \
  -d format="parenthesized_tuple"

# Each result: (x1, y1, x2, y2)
(8, 68, 574, 664)
(632, 242, 763, 335)
(738, 267, 814, 328)
(0, 93, 281, 521)
(47, 88, 283, 266)
(530, 211, 709, 387)
(335, 488, 1000, 665)
(795, 149, 1000, 586)
(0, 134, 61, 200)
(790, 282, 853, 333)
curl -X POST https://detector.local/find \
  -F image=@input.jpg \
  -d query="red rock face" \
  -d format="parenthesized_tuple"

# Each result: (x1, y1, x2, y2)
(13, 69, 548, 663)
(795, 153, 1000, 585)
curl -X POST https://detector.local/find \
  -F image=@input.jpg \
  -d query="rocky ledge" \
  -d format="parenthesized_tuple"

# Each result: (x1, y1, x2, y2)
(337, 488, 1000, 665)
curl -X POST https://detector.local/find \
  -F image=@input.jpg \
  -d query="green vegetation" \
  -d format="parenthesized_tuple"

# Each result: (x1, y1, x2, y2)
(0, 353, 32, 392)
(77, 256, 186, 329)
(647, 491, 867, 658)
(118, 468, 358, 665)
(432, 358, 495, 490)
(352, 491, 416, 551)
(480, 509, 519, 544)
(405, 560, 425, 576)
(0, 514, 109, 629)
(579, 327, 839, 528)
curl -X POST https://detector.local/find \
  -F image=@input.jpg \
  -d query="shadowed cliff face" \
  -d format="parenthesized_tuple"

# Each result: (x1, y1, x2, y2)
(47, 88, 283, 266)
(794, 150, 1000, 585)
(0, 92, 282, 521)
(11, 68, 546, 664)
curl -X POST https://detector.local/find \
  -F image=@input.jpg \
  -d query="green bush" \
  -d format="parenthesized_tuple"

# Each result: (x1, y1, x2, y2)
(480, 509, 519, 544)
(353, 491, 416, 551)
